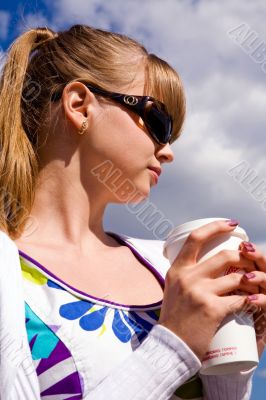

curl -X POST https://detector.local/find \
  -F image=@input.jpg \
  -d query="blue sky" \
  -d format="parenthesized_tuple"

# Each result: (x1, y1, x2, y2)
(0, 0, 47, 48)
(1, 0, 266, 398)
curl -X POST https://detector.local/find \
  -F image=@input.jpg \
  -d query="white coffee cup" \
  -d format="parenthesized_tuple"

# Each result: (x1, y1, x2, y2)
(163, 217, 259, 375)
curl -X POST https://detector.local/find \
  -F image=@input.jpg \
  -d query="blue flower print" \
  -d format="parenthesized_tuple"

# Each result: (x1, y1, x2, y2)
(47, 280, 66, 290)
(58, 299, 158, 344)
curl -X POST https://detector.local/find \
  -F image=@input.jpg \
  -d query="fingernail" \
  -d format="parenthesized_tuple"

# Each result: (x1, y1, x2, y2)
(244, 272, 256, 279)
(248, 294, 258, 301)
(243, 241, 255, 247)
(241, 242, 256, 252)
(226, 219, 239, 227)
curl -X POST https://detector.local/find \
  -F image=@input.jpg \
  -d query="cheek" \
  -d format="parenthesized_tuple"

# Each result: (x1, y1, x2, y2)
(97, 108, 153, 162)
(109, 108, 154, 152)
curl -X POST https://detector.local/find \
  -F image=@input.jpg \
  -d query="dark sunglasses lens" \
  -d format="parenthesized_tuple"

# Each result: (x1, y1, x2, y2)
(144, 102, 172, 144)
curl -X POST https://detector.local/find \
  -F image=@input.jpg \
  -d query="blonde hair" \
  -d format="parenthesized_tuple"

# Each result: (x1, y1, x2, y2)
(0, 25, 186, 240)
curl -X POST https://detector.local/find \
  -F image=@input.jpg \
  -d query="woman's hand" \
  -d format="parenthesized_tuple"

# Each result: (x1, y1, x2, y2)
(238, 242, 266, 357)
(158, 220, 258, 361)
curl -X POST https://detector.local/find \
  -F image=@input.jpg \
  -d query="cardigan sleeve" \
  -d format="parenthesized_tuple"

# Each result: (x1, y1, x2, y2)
(6, 322, 255, 400)
(88, 323, 201, 399)
(0, 231, 41, 400)
(0, 231, 256, 400)
(88, 323, 255, 400)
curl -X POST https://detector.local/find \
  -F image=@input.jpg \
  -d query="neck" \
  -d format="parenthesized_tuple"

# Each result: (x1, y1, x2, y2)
(18, 163, 119, 255)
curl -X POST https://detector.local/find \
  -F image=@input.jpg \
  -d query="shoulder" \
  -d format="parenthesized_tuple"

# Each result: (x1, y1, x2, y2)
(0, 230, 19, 254)
(115, 232, 171, 278)
(0, 230, 22, 281)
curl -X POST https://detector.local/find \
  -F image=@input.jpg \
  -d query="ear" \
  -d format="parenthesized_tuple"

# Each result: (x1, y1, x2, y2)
(61, 81, 96, 131)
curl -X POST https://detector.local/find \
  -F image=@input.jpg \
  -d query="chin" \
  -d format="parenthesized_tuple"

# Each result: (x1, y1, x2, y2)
(109, 173, 151, 204)
(127, 181, 151, 204)
(114, 183, 150, 205)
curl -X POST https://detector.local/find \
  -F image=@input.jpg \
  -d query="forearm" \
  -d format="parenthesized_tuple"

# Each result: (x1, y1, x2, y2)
(88, 324, 201, 400)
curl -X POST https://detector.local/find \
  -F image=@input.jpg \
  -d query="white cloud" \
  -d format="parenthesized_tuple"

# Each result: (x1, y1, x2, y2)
(0, 50, 6, 75)
(0, 11, 10, 40)
(256, 368, 266, 378)
(17, 12, 50, 34)
(11, 0, 266, 243)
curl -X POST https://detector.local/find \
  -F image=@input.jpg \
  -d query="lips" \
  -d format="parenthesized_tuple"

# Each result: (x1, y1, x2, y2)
(148, 166, 162, 177)
(148, 166, 161, 184)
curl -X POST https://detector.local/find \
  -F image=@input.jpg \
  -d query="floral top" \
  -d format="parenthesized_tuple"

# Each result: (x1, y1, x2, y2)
(19, 232, 203, 400)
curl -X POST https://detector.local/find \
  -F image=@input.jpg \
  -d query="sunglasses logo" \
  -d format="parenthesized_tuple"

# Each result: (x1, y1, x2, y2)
(123, 96, 138, 106)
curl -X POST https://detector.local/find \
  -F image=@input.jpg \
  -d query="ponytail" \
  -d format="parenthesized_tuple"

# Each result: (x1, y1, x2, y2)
(0, 24, 185, 240)
(0, 28, 57, 239)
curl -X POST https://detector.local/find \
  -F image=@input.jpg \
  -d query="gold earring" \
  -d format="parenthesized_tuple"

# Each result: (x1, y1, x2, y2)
(78, 119, 88, 135)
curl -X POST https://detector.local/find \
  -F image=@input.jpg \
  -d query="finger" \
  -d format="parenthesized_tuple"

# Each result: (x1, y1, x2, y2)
(221, 294, 248, 315)
(210, 273, 259, 295)
(175, 219, 240, 267)
(197, 249, 255, 278)
(246, 293, 266, 311)
(253, 309, 266, 341)
(242, 270, 266, 291)
(239, 242, 266, 273)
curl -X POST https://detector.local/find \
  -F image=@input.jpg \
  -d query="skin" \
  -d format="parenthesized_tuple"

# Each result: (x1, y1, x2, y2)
(237, 243, 266, 357)
(158, 220, 266, 360)
(18, 71, 174, 255)
(15, 67, 266, 363)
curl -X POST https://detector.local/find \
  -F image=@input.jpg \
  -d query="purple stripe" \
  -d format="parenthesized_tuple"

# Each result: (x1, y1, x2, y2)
(36, 338, 72, 375)
(29, 334, 38, 351)
(18, 231, 164, 309)
(40, 371, 82, 396)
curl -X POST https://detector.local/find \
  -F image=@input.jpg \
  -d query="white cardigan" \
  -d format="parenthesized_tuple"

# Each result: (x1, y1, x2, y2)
(0, 231, 255, 400)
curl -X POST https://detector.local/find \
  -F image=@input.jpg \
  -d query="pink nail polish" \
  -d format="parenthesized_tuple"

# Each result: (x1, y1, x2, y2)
(242, 244, 256, 252)
(244, 272, 256, 279)
(226, 219, 239, 227)
(248, 294, 258, 301)
(243, 241, 255, 248)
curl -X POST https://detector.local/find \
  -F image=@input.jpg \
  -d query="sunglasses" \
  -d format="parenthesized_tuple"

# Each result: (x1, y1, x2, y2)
(51, 83, 173, 145)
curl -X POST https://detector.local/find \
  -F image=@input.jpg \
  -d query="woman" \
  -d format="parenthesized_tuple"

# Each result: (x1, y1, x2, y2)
(0, 24, 266, 399)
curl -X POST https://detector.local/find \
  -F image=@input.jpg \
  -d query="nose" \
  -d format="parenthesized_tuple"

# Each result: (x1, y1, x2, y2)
(155, 142, 174, 164)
